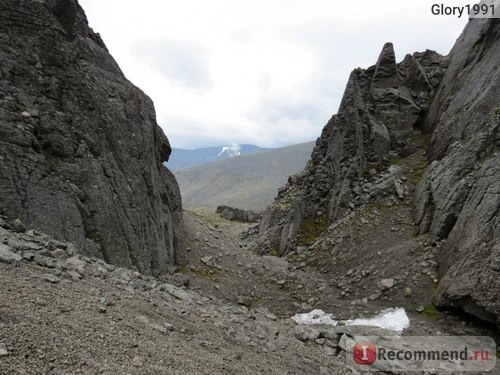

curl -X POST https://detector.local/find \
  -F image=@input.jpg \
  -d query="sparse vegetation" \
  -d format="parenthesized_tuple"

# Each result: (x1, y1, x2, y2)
(297, 217, 328, 246)
(388, 154, 403, 166)
(493, 106, 500, 120)
(423, 304, 441, 320)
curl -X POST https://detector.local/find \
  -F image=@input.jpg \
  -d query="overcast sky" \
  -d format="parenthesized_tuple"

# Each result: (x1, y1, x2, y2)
(79, 0, 467, 149)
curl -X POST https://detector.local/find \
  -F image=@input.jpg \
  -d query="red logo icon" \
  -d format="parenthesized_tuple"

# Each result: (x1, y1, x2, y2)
(354, 342, 377, 364)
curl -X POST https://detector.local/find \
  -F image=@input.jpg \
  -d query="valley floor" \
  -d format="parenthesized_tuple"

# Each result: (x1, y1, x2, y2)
(0, 132, 497, 374)
(1, 206, 497, 374)
(0, 218, 351, 375)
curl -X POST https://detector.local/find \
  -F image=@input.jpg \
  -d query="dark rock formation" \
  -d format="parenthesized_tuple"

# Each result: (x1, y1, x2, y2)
(258, 43, 445, 256)
(414, 18, 499, 324)
(258, 17, 499, 325)
(0, 0, 184, 275)
(216, 205, 261, 223)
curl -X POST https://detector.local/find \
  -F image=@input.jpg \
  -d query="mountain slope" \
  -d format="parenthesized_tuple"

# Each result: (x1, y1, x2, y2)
(255, 18, 500, 326)
(175, 141, 315, 211)
(257, 44, 446, 255)
(166, 144, 269, 171)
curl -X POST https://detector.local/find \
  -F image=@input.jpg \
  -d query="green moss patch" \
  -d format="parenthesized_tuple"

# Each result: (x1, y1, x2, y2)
(297, 217, 328, 246)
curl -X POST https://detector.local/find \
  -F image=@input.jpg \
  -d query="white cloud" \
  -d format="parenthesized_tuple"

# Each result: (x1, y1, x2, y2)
(79, 0, 467, 148)
(132, 40, 213, 90)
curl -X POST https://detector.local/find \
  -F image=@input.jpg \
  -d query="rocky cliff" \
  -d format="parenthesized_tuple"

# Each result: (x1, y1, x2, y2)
(0, 0, 184, 275)
(414, 18, 499, 324)
(257, 18, 499, 325)
(258, 43, 446, 255)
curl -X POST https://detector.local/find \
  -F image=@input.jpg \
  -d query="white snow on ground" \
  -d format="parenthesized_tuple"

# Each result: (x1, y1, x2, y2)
(292, 307, 410, 333)
(290, 309, 337, 326)
(345, 307, 410, 332)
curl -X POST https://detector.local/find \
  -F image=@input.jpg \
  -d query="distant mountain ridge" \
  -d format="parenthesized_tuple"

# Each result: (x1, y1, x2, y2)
(166, 143, 269, 171)
(175, 141, 315, 211)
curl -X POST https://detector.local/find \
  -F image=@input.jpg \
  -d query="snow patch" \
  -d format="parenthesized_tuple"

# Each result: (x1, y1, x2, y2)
(217, 143, 241, 158)
(345, 308, 410, 333)
(291, 309, 337, 326)
(292, 307, 410, 333)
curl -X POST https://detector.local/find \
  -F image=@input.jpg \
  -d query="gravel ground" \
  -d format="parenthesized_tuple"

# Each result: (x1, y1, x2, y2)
(0, 221, 353, 375)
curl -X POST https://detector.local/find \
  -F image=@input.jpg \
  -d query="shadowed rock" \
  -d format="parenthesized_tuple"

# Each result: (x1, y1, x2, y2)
(0, 0, 184, 275)
(414, 18, 500, 325)
(371, 42, 398, 89)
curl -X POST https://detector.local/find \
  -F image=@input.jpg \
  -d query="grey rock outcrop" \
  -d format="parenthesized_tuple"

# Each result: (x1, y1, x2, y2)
(216, 205, 261, 223)
(258, 17, 499, 326)
(414, 18, 499, 324)
(0, 0, 184, 275)
(257, 43, 445, 255)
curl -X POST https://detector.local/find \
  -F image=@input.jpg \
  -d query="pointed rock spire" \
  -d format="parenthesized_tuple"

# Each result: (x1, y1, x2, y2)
(371, 42, 398, 89)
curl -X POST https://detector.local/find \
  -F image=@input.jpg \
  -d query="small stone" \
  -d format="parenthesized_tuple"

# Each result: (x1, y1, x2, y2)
(262, 255, 289, 269)
(171, 273, 190, 288)
(51, 248, 68, 259)
(65, 256, 86, 274)
(315, 338, 326, 345)
(98, 306, 107, 313)
(324, 346, 335, 356)
(47, 239, 67, 250)
(360, 218, 369, 224)
(13, 219, 26, 233)
(0, 244, 22, 264)
(294, 325, 320, 342)
(52, 269, 63, 276)
(132, 356, 144, 367)
(346, 269, 354, 276)
(22, 251, 35, 261)
(416, 305, 425, 313)
(42, 274, 60, 283)
(404, 287, 413, 297)
(377, 278, 394, 290)
(0, 348, 8, 356)
(63, 270, 82, 281)
(265, 313, 278, 321)
(34, 255, 58, 269)
(200, 256, 212, 264)
(35, 298, 47, 306)
(390, 226, 399, 232)
(153, 323, 174, 335)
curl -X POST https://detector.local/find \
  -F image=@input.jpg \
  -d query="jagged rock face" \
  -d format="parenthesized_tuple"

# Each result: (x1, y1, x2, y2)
(258, 43, 445, 255)
(0, 0, 184, 275)
(414, 18, 499, 324)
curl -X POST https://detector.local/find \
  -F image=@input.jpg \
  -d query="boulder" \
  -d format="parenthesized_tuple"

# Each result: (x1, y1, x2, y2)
(0, 244, 22, 264)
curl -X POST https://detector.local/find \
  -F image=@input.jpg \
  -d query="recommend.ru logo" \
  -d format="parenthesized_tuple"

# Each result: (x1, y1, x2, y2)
(345, 335, 496, 372)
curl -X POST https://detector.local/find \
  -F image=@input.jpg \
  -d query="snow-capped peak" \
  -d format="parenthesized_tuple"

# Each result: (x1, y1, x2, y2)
(217, 143, 241, 158)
